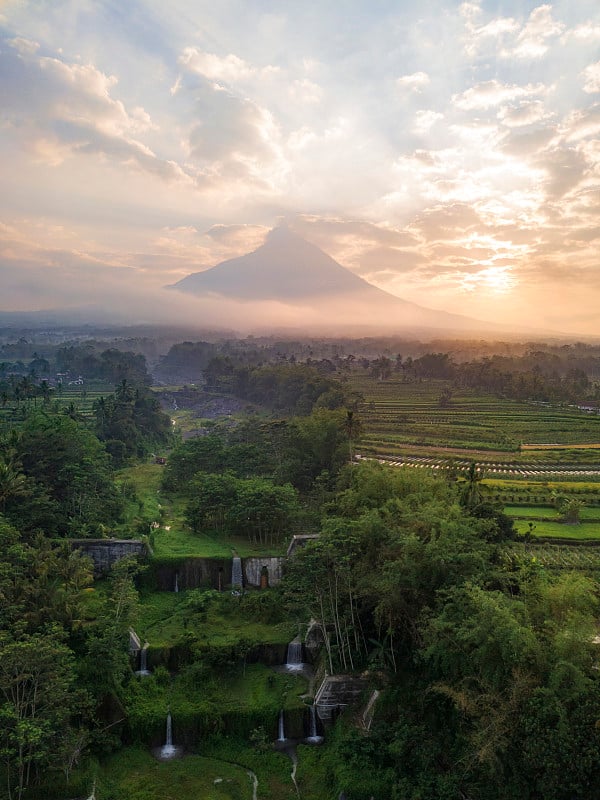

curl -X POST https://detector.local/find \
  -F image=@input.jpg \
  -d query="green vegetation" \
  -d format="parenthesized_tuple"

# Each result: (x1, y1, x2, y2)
(94, 748, 259, 800)
(3, 332, 600, 800)
(134, 588, 294, 650)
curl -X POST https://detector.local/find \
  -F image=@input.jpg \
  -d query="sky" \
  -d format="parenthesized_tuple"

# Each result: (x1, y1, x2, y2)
(0, 0, 599, 335)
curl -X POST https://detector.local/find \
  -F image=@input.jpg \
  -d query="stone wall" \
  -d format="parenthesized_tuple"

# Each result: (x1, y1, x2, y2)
(314, 674, 366, 722)
(153, 556, 286, 591)
(243, 556, 284, 587)
(70, 539, 147, 575)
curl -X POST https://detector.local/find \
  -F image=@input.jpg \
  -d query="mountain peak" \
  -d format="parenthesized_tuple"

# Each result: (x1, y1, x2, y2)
(170, 226, 368, 300)
(169, 226, 505, 334)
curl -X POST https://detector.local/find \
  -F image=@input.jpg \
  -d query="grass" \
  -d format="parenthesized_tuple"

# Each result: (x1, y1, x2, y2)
(200, 738, 300, 800)
(94, 746, 257, 800)
(514, 519, 600, 539)
(135, 588, 294, 649)
(116, 462, 287, 557)
(126, 663, 307, 717)
(505, 505, 600, 520)
(151, 525, 286, 558)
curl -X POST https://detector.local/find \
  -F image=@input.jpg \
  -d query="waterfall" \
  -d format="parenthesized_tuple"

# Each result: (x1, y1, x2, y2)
(166, 712, 172, 747)
(285, 637, 304, 671)
(277, 709, 286, 742)
(136, 643, 151, 676)
(231, 556, 243, 592)
(174, 572, 179, 593)
(160, 712, 177, 758)
(305, 704, 323, 744)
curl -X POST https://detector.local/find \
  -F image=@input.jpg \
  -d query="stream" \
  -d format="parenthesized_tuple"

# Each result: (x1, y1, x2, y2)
(247, 769, 259, 800)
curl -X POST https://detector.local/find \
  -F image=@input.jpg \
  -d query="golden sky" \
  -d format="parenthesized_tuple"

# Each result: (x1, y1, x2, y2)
(1, 1, 599, 334)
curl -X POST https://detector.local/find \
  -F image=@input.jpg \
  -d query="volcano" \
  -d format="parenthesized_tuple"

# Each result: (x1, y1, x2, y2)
(169, 227, 505, 333)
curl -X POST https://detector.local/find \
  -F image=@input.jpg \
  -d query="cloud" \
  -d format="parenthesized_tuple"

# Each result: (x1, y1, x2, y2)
(509, 4, 565, 60)
(288, 78, 323, 105)
(582, 61, 600, 94)
(7, 36, 39, 54)
(178, 48, 279, 85)
(205, 223, 268, 251)
(462, 10, 519, 57)
(0, 41, 191, 184)
(185, 83, 284, 187)
(565, 23, 600, 42)
(396, 71, 430, 93)
(453, 80, 548, 110)
(498, 100, 550, 128)
(413, 110, 443, 133)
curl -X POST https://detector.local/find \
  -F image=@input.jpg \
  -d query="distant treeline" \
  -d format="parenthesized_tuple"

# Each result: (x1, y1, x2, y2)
(0, 345, 151, 386)
(408, 350, 596, 403)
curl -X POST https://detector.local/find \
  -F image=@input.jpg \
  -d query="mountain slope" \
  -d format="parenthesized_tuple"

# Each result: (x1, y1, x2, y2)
(169, 227, 505, 333)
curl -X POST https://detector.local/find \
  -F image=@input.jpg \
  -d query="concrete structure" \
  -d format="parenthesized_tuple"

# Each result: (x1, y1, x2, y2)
(70, 539, 148, 575)
(314, 674, 366, 722)
(287, 534, 320, 558)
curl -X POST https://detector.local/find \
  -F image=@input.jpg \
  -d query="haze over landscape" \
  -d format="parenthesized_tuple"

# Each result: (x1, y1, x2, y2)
(1, 0, 600, 334)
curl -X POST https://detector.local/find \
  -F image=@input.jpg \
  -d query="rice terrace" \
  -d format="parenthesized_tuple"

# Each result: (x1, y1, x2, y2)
(348, 371, 600, 563)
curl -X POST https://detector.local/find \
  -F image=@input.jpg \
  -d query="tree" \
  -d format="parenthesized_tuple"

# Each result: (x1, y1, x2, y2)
(0, 452, 27, 512)
(460, 462, 483, 510)
(10, 412, 123, 535)
(343, 410, 362, 464)
(552, 493, 582, 524)
(0, 630, 77, 800)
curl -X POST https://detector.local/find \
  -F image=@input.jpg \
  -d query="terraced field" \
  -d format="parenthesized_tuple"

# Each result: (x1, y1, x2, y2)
(350, 375, 600, 480)
(349, 372, 600, 541)
(0, 381, 114, 428)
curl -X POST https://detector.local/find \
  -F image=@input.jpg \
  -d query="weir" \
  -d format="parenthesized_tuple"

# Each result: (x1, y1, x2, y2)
(277, 709, 286, 743)
(157, 711, 182, 760)
(285, 637, 304, 671)
(231, 556, 243, 591)
(305, 704, 323, 744)
(136, 643, 151, 676)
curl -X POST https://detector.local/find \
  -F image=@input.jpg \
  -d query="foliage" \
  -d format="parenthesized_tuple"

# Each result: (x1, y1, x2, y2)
(203, 358, 348, 414)
(3, 412, 124, 536)
(282, 460, 600, 798)
(94, 381, 173, 465)
(0, 629, 78, 800)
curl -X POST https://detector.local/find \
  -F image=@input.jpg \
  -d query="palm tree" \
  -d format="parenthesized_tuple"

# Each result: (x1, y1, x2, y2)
(343, 410, 362, 464)
(0, 453, 27, 512)
(461, 462, 483, 509)
(39, 381, 52, 405)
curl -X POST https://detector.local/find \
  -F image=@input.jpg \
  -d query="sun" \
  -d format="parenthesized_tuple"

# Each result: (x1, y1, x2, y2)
(462, 266, 517, 295)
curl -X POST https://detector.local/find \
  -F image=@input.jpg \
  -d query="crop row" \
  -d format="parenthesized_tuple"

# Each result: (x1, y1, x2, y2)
(514, 544, 600, 569)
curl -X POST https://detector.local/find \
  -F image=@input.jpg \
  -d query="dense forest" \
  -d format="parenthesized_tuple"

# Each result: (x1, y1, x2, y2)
(1, 332, 600, 799)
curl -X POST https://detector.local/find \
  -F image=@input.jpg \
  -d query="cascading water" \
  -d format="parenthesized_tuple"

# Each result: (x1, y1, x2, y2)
(160, 712, 177, 759)
(285, 637, 304, 671)
(136, 643, 151, 676)
(305, 704, 323, 744)
(174, 572, 179, 593)
(231, 556, 243, 592)
(277, 709, 286, 742)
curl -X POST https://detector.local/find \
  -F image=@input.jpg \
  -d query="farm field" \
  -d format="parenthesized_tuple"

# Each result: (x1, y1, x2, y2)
(349, 374, 600, 474)
(0, 380, 115, 429)
(512, 542, 600, 569)
(505, 505, 600, 520)
(350, 372, 600, 541)
(513, 519, 600, 539)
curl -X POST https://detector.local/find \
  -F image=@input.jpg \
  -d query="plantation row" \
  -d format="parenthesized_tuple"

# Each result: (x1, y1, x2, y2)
(361, 454, 600, 482)
(0, 384, 114, 419)
(350, 370, 600, 538)
(516, 543, 600, 569)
